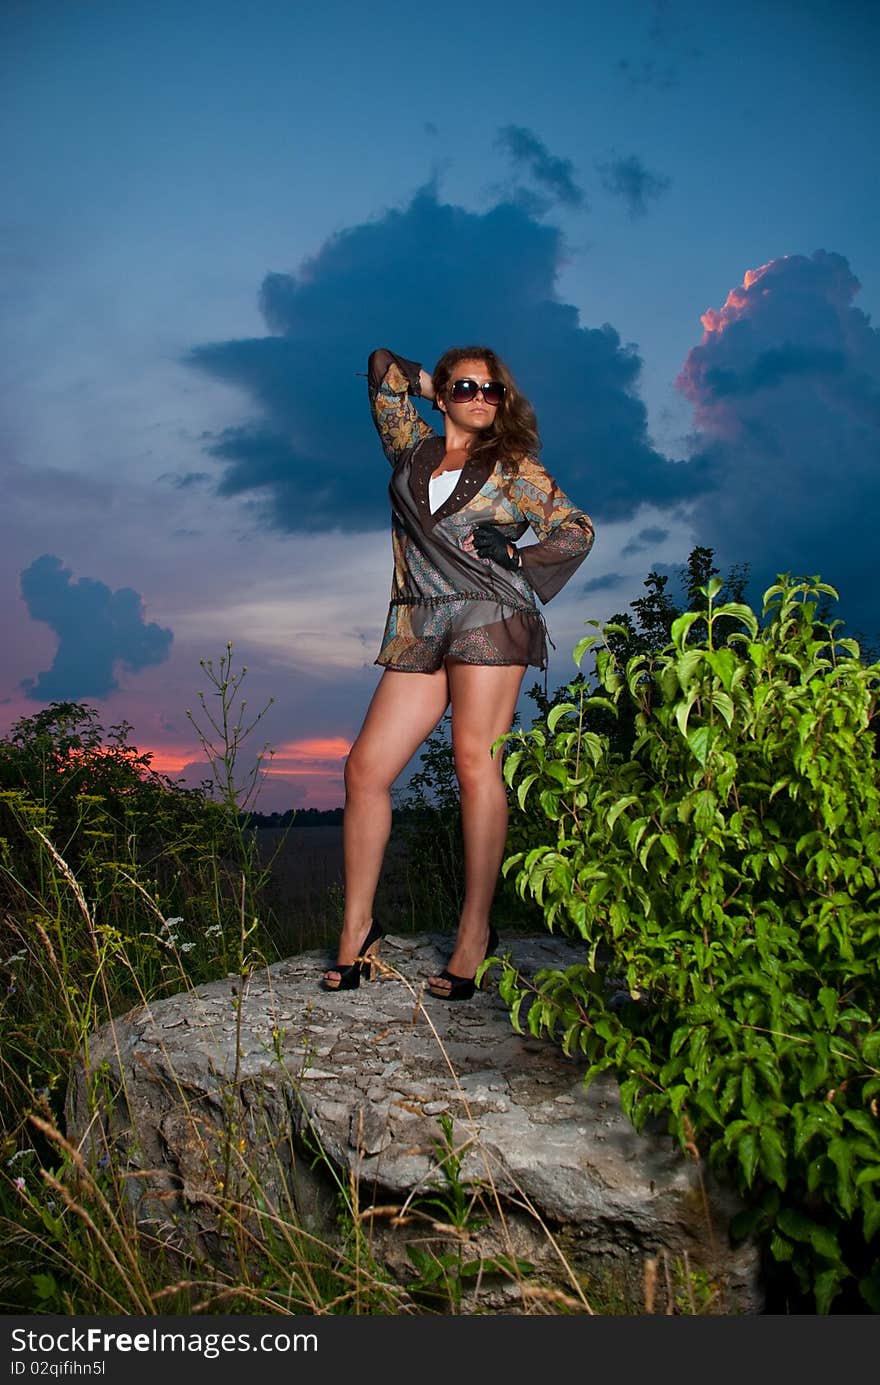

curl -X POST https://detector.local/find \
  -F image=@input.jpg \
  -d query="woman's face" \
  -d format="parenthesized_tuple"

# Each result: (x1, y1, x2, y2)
(440, 359, 500, 433)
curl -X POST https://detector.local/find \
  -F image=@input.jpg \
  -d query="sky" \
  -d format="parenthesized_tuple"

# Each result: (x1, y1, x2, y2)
(2, 0, 878, 811)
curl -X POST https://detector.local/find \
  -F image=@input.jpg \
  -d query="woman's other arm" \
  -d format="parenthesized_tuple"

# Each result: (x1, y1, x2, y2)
(367, 348, 435, 465)
(510, 457, 595, 604)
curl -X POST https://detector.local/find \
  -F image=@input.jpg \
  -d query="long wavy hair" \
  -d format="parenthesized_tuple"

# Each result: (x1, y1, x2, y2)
(432, 345, 540, 474)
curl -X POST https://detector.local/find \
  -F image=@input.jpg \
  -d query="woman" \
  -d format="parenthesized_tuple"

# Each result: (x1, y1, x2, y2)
(321, 345, 595, 1000)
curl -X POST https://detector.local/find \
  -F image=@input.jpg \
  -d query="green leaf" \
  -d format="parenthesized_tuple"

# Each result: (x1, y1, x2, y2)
(673, 1024, 695, 1052)
(759, 1124, 787, 1191)
(814, 1266, 847, 1315)
(705, 647, 737, 690)
(606, 795, 639, 831)
(693, 789, 718, 835)
(675, 690, 700, 740)
(687, 726, 710, 767)
(573, 633, 600, 667)
(741, 1063, 754, 1108)
(827, 1138, 856, 1215)
(676, 649, 708, 688)
(32, 1274, 58, 1302)
(817, 987, 838, 1028)
(502, 749, 523, 784)
(638, 833, 657, 870)
(707, 690, 735, 726)
(777, 1207, 819, 1245)
(547, 701, 578, 733)
(769, 1232, 793, 1263)
(736, 1131, 759, 1186)
(516, 773, 539, 811)
(659, 832, 681, 863)
(670, 612, 703, 650)
(713, 602, 759, 638)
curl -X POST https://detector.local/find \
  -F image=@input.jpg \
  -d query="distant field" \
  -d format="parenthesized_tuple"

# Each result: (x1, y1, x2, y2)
(256, 825, 410, 956)
(255, 817, 541, 959)
(258, 824, 345, 891)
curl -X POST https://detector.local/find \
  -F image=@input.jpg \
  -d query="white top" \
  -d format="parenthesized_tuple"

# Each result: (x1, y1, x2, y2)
(428, 468, 463, 514)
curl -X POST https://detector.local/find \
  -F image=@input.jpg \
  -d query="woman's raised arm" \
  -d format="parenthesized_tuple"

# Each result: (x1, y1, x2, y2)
(367, 348, 435, 465)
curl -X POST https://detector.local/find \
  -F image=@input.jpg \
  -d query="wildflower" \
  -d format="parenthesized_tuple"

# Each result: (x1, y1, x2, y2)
(180, 942, 196, 953)
(14, 1177, 25, 1192)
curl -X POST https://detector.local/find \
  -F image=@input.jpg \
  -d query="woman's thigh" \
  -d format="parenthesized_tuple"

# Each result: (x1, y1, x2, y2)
(446, 662, 526, 767)
(347, 667, 451, 788)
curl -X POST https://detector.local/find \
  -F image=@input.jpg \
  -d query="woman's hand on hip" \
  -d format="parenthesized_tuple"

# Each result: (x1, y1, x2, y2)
(472, 523, 521, 570)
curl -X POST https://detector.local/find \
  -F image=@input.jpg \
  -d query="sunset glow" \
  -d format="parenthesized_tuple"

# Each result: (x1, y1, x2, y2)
(140, 747, 204, 776)
(264, 737, 351, 779)
(272, 737, 352, 763)
(700, 259, 779, 336)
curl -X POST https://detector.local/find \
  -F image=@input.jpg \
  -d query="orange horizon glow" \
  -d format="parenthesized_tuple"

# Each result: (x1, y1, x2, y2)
(136, 735, 352, 784)
(271, 737, 352, 762)
(263, 737, 350, 780)
(140, 747, 205, 776)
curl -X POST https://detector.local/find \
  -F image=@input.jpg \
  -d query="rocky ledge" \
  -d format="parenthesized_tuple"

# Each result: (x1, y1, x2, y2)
(66, 931, 762, 1313)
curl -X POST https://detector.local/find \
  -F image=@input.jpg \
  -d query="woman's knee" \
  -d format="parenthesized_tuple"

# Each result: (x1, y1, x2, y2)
(344, 745, 386, 797)
(453, 741, 504, 794)
(342, 742, 374, 797)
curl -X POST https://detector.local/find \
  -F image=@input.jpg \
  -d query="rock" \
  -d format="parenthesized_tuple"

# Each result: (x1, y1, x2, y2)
(65, 932, 762, 1313)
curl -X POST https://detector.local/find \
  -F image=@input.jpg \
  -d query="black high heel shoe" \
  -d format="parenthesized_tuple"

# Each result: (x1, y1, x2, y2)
(321, 921, 384, 992)
(426, 926, 499, 1002)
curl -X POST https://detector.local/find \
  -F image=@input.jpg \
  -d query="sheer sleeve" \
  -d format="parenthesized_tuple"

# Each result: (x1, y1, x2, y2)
(367, 348, 435, 466)
(510, 457, 595, 604)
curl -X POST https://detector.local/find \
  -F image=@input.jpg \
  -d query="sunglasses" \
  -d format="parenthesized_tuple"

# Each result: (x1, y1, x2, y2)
(448, 377, 506, 406)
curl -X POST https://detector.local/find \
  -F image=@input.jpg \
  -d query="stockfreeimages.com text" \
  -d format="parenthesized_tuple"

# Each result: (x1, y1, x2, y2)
(10, 1330, 316, 1360)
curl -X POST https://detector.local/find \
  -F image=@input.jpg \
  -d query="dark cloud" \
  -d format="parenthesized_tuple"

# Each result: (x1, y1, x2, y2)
(582, 572, 628, 593)
(678, 250, 880, 642)
(494, 126, 586, 210)
(187, 185, 711, 533)
(621, 525, 670, 557)
(702, 345, 846, 398)
(598, 154, 671, 218)
(19, 555, 173, 701)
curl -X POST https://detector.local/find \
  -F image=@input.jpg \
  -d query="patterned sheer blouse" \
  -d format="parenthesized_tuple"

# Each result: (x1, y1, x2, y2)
(368, 348, 595, 672)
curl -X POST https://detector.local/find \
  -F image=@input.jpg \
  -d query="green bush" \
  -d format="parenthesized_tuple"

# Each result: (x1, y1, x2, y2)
(0, 663, 282, 1148)
(0, 701, 238, 928)
(496, 574, 880, 1313)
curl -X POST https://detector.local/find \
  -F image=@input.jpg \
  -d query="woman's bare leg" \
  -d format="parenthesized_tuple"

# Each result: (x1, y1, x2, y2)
(326, 667, 451, 978)
(427, 662, 526, 991)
